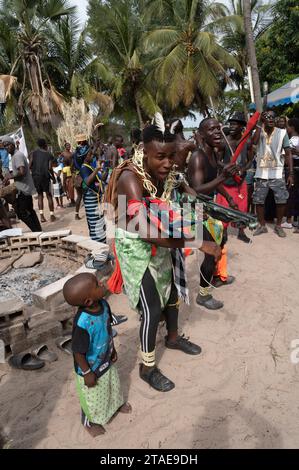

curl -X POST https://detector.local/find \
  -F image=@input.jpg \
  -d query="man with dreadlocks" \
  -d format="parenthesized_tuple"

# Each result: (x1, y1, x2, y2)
(106, 114, 221, 392)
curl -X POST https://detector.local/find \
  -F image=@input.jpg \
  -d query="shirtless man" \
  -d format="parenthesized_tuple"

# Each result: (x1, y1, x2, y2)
(187, 118, 237, 310)
(61, 143, 75, 207)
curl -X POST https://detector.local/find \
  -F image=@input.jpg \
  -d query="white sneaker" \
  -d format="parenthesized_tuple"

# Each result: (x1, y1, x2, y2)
(281, 222, 293, 229)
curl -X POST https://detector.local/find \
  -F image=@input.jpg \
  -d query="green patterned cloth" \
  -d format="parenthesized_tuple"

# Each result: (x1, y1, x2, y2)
(75, 365, 124, 425)
(115, 227, 173, 310)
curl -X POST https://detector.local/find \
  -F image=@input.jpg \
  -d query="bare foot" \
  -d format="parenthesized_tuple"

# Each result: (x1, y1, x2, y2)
(40, 215, 47, 223)
(119, 402, 132, 414)
(85, 424, 106, 438)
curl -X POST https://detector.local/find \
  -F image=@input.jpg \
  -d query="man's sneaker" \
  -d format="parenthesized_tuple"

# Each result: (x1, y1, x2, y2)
(274, 225, 286, 238)
(165, 335, 202, 355)
(139, 364, 175, 392)
(253, 225, 268, 236)
(212, 275, 235, 288)
(281, 222, 293, 229)
(196, 294, 224, 310)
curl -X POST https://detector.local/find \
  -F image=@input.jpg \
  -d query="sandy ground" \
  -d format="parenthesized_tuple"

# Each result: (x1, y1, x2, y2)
(1, 201, 299, 449)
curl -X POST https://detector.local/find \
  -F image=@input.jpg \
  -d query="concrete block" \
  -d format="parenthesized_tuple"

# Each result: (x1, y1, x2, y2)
(25, 309, 54, 329)
(10, 232, 42, 248)
(76, 265, 97, 275)
(0, 323, 27, 346)
(52, 303, 76, 322)
(32, 275, 74, 310)
(0, 238, 9, 249)
(9, 246, 31, 256)
(0, 299, 25, 326)
(77, 240, 108, 253)
(40, 230, 71, 245)
(41, 244, 59, 252)
(10, 322, 63, 354)
(62, 235, 88, 244)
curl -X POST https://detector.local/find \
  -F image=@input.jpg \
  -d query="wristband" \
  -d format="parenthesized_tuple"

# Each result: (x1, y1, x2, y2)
(82, 368, 91, 376)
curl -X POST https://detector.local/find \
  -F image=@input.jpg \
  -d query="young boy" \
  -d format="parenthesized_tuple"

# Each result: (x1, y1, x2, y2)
(63, 273, 131, 438)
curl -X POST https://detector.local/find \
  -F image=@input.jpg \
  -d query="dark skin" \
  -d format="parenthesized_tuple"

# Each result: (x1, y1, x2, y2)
(218, 121, 254, 237)
(187, 119, 238, 208)
(82, 150, 107, 189)
(117, 139, 221, 375)
(61, 143, 75, 203)
(173, 134, 196, 172)
(252, 111, 294, 227)
(73, 141, 88, 220)
(29, 143, 56, 222)
(65, 275, 131, 436)
(287, 122, 299, 157)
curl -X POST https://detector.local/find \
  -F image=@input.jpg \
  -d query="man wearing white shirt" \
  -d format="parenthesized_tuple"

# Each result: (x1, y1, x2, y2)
(252, 111, 294, 238)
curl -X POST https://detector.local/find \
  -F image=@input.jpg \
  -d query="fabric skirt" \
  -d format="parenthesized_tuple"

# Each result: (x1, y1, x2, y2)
(83, 190, 106, 243)
(75, 365, 124, 426)
(216, 181, 248, 229)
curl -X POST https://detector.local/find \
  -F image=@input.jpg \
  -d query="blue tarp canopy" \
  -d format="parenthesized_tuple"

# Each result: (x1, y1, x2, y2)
(267, 78, 299, 108)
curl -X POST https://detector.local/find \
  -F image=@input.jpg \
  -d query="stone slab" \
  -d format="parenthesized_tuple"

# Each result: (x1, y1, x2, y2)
(77, 240, 108, 253)
(32, 275, 74, 310)
(0, 257, 20, 275)
(13, 252, 43, 269)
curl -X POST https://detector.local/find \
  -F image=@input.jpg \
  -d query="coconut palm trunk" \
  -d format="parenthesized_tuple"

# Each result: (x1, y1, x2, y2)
(243, 0, 262, 111)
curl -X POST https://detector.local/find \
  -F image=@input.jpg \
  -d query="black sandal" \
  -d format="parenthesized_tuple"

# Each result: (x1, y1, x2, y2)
(139, 364, 175, 392)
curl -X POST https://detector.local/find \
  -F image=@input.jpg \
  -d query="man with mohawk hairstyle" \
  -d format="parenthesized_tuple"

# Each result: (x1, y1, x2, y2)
(105, 113, 221, 392)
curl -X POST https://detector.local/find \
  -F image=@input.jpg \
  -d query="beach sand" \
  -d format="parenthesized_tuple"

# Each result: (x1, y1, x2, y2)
(1, 204, 299, 449)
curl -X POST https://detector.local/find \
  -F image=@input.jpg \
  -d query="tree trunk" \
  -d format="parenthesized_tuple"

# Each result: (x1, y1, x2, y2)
(135, 93, 144, 128)
(243, 0, 262, 112)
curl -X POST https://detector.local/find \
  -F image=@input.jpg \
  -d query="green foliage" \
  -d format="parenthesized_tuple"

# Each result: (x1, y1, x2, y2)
(256, 0, 299, 90)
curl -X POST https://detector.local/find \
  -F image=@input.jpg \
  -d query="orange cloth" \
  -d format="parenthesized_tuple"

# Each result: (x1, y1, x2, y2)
(107, 242, 124, 294)
(214, 246, 228, 282)
(65, 176, 75, 201)
(184, 248, 193, 257)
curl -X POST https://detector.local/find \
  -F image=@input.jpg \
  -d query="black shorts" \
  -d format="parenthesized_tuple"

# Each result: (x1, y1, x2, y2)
(33, 176, 51, 194)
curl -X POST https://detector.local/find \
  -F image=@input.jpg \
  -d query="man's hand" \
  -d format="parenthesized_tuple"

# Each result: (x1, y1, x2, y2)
(3, 173, 11, 185)
(287, 174, 295, 187)
(84, 371, 97, 388)
(111, 348, 118, 363)
(227, 196, 238, 210)
(200, 241, 222, 262)
(221, 163, 238, 179)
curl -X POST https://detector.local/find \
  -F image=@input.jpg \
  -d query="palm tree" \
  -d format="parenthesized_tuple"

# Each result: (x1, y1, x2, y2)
(46, 17, 113, 118)
(215, 0, 272, 112)
(143, 0, 240, 113)
(0, 0, 76, 126)
(88, 0, 158, 127)
(243, 0, 263, 111)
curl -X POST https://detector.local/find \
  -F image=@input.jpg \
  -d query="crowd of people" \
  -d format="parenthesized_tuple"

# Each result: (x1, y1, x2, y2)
(1, 109, 299, 437)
